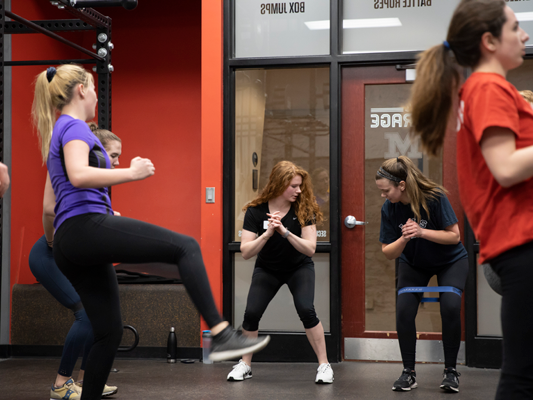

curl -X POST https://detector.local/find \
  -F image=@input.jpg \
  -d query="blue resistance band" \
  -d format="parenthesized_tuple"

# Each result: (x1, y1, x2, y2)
(398, 286, 462, 303)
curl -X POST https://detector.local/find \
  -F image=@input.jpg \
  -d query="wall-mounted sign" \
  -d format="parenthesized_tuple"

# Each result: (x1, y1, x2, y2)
(234, 0, 330, 58)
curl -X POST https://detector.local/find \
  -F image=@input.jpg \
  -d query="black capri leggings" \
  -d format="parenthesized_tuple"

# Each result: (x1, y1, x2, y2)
(396, 257, 468, 370)
(242, 259, 320, 332)
(54, 213, 223, 400)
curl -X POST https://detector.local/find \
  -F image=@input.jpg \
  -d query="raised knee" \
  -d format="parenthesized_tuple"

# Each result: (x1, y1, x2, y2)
(183, 236, 200, 251)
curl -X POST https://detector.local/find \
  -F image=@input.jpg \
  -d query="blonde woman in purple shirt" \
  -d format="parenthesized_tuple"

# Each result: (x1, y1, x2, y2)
(32, 64, 270, 400)
(30, 127, 121, 400)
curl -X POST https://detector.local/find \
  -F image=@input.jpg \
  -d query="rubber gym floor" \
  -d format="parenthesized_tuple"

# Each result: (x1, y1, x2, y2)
(0, 358, 500, 399)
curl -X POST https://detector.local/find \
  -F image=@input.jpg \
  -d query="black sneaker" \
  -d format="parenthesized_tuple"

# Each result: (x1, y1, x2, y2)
(440, 367, 460, 393)
(210, 327, 270, 362)
(392, 368, 418, 391)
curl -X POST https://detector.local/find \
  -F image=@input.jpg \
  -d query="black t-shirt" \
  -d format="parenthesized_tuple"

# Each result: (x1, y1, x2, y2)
(379, 194, 468, 269)
(243, 202, 313, 271)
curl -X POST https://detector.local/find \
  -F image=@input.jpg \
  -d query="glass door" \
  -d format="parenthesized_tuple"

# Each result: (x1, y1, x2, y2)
(228, 66, 339, 361)
(341, 66, 464, 362)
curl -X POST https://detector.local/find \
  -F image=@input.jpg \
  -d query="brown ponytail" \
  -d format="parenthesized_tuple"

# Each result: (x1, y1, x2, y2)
(87, 122, 121, 148)
(409, 0, 507, 156)
(376, 156, 446, 222)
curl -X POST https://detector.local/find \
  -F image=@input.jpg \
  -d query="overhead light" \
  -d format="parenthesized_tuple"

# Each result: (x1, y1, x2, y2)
(305, 18, 402, 30)
(305, 20, 330, 30)
(516, 12, 533, 22)
(344, 18, 402, 29)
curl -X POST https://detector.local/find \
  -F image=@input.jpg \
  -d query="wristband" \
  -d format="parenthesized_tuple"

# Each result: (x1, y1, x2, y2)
(282, 229, 290, 239)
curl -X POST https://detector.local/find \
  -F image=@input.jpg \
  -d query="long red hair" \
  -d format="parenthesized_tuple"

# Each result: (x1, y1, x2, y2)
(243, 161, 323, 226)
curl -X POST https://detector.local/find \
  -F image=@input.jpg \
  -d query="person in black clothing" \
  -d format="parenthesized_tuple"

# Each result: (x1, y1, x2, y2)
(227, 160, 333, 384)
(376, 156, 468, 393)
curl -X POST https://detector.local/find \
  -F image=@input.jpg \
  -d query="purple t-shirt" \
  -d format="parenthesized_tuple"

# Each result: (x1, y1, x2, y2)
(47, 115, 114, 229)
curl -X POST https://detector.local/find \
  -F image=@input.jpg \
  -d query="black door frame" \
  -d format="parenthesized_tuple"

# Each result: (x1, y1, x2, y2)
(464, 218, 502, 368)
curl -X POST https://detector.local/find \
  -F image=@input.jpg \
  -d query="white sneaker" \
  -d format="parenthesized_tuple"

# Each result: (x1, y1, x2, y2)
(227, 359, 252, 381)
(315, 363, 334, 384)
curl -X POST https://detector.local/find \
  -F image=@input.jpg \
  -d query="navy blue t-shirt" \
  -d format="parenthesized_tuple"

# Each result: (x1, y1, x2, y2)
(379, 193, 468, 269)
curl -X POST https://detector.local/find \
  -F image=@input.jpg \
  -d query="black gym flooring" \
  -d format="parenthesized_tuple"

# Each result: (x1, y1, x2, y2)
(0, 358, 500, 399)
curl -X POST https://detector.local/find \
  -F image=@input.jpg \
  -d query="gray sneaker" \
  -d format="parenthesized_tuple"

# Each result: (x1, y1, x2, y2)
(210, 327, 270, 362)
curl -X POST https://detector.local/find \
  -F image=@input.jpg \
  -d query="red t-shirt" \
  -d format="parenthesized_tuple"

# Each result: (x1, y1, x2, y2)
(457, 72, 533, 263)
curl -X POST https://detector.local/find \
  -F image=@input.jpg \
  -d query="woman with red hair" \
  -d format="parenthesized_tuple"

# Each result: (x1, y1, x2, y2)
(227, 161, 333, 384)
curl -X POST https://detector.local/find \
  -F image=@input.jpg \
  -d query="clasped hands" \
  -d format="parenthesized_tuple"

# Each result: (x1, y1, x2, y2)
(264, 211, 288, 238)
(401, 218, 424, 241)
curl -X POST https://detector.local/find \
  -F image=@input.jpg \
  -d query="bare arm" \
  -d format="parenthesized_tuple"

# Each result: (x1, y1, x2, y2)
(42, 173, 56, 244)
(284, 224, 317, 257)
(402, 219, 460, 245)
(381, 221, 460, 260)
(381, 237, 409, 260)
(0, 162, 10, 198)
(269, 212, 317, 257)
(240, 228, 275, 260)
(64, 140, 154, 188)
(480, 127, 533, 188)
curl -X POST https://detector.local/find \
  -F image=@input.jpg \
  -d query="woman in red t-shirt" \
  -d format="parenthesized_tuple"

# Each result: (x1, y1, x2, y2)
(408, 0, 531, 398)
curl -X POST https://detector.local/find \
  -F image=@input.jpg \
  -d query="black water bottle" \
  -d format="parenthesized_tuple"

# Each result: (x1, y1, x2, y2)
(167, 327, 177, 363)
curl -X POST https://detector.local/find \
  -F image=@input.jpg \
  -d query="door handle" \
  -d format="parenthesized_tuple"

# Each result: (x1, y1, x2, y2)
(344, 215, 368, 229)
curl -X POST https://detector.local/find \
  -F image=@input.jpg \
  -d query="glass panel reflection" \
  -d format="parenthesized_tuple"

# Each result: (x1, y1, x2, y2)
(342, 0, 460, 54)
(234, 68, 330, 242)
(234, 0, 330, 58)
(364, 83, 443, 332)
(341, 1, 531, 55)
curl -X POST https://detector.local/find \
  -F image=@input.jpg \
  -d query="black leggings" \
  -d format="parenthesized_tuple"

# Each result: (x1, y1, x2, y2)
(242, 260, 320, 331)
(54, 213, 223, 400)
(397, 258, 468, 370)
(490, 241, 533, 400)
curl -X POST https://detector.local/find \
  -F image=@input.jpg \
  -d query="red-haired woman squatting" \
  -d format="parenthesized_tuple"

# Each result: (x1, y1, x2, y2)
(226, 161, 333, 384)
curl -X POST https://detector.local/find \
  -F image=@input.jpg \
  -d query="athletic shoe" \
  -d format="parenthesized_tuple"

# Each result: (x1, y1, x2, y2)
(50, 378, 81, 400)
(440, 367, 460, 393)
(392, 368, 418, 391)
(102, 384, 118, 397)
(210, 327, 270, 362)
(76, 380, 118, 397)
(315, 363, 334, 384)
(227, 359, 253, 381)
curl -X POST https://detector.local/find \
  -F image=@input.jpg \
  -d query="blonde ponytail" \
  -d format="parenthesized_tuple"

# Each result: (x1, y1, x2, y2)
(31, 64, 93, 163)
(32, 71, 55, 163)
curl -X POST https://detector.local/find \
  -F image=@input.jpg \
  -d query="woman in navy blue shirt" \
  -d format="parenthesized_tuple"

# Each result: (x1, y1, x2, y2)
(376, 156, 468, 393)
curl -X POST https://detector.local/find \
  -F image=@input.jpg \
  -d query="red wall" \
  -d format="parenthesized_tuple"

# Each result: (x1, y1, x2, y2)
(201, 1, 224, 324)
(10, 3, 202, 295)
